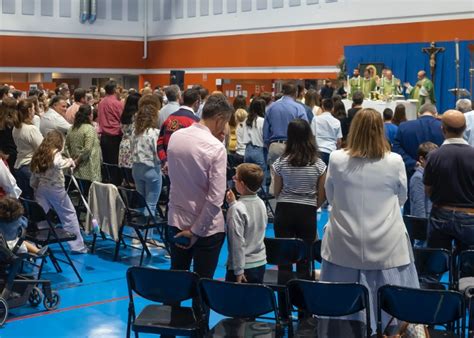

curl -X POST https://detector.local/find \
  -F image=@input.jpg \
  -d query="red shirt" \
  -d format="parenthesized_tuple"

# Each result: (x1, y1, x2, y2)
(98, 95, 124, 136)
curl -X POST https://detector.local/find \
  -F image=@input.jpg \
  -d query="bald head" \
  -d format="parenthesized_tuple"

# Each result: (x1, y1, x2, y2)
(442, 109, 466, 137)
(386, 70, 393, 80)
(417, 70, 426, 80)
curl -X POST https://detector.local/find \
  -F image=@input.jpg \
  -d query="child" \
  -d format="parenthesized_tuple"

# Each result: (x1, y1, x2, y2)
(30, 130, 87, 254)
(0, 197, 47, 255)
(410, 142, 438, 247)
(225, 163, 267, 283)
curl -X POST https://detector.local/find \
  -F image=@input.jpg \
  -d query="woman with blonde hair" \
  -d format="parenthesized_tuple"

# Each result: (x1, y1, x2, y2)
(320, 108, 419, 333)
(304, 89, 322, 116)
(131, 96, 162, 217)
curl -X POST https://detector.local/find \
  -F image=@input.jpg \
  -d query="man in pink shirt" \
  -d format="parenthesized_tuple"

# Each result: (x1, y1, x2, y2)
(98, 81, 124, 185)
(65, 88, 86, 124)
(167, 93, 233, 279)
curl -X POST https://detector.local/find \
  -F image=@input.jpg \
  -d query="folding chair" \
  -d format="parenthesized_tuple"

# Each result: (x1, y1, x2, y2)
(102, 162, 123, 186)
(378, 285, 465, 337)
(287, 280, 371, 338)
(126, 267, 204, 338)
(21, 198, 83, 283)
(403, 215, 428, 246)
(117, 187, 169, 266)
(310, 240, 322, 280)
(454, 250, 474, 337)
(66, 175, 92, 226)
(263, 237, 307, 320)
(454, 250, 474, 293)
(199, 278, 284, 337)
(413, 247, 451, 290)
(263, 238, 308, 287)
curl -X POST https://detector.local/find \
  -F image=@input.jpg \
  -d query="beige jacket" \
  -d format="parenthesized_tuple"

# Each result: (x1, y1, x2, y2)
(86, 182, 125, 241)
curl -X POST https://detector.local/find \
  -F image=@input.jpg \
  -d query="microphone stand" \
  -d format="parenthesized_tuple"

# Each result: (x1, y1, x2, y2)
(455, 38, 461, 100)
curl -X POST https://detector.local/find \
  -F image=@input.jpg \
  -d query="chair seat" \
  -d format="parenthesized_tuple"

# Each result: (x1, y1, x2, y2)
(263, 270, 309, 290)
(419, 281, 447, 291)
(132, 304, 201, 335)
(458, 277, 474, 293)
(26, 228, 77, 245)
(206, 318, 284, 338)
(127, 213, 166, 230)
(427, 328, 459, 338)
(293, 317, 367, 338)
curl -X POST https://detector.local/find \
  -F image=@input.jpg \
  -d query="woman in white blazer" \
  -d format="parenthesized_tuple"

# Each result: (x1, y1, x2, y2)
(320, 108, 419, 334)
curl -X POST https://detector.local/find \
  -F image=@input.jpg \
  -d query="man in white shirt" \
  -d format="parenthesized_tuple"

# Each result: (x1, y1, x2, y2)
(458, 99, 474, 146)
(311, 98, 342, 165)
(40, 95, 71, 136)
(158, 85, 181, 128)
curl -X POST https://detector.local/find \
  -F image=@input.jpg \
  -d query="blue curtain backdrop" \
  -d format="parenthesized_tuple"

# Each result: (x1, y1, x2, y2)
(344, 40, 473, 113)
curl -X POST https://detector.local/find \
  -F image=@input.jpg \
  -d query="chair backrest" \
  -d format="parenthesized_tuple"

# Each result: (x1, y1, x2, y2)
(118, 186, 154, 219)
(458, 250, 474, 279)
(199, 278, 278, 321)
(102, 162, 123, 184)
(403, 215, 428, 242)
(378, 285, 465, 326)
(127, 267, 199, 304)
(287, 279, 369, 317)
(264, 237, 306, 266)
(414, 247, 451, 278)
(21, 198, 48, 224)
(121, 167, 135, 187)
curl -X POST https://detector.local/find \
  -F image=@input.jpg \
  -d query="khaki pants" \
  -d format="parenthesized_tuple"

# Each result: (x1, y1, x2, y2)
(267, 142, 286, 195)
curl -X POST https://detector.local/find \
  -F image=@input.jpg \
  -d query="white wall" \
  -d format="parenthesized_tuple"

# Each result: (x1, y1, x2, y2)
(0, 0, 145, 40)
(149, 0, 474, 40)
(1, 0, 472, 41)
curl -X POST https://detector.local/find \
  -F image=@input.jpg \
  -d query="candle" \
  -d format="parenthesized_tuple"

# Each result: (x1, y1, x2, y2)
(455, 38, 460, 61)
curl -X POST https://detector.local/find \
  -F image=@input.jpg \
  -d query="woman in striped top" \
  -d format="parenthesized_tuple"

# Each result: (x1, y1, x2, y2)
(272, 118, 327, 276)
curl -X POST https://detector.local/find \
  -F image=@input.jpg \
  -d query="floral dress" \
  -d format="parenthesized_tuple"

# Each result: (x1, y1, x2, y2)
(118, 124, 134, 168)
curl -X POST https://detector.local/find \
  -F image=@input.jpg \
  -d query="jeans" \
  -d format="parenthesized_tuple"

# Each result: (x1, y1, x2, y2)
(244, 144, 268, 188)
(225, 264, 266, 283)
(168, 226, 225, 279)
(16, 165, 34, 199)
(132, 163, 162, 217)
(267, 142, 286, 194)
(428, 207, 474, 252)
(319, 152, 330, 166)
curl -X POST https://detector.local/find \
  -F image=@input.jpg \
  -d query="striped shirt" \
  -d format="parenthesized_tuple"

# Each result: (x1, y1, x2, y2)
(273, 156, 327, 206)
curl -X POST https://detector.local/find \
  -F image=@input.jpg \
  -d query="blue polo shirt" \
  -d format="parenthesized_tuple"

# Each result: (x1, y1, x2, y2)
(263, 96, 308, 145)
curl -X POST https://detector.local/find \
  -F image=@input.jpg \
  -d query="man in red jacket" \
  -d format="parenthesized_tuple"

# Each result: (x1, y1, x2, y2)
(157, 88, 201, 174)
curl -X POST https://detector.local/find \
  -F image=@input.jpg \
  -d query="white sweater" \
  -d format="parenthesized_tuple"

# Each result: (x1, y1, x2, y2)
(226, 194, 267, 275)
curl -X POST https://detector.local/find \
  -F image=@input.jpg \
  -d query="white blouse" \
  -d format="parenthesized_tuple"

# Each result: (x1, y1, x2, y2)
(12, 124, 43, 169)
(321, 150, 411, 270)
(242, 117, 264, 148)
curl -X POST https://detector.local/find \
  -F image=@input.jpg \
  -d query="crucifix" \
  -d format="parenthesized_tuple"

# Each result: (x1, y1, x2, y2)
(422, 42, 445, 82)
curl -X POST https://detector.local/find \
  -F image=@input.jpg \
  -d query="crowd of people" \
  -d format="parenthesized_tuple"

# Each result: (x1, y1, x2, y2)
(0, 79, 474, 333)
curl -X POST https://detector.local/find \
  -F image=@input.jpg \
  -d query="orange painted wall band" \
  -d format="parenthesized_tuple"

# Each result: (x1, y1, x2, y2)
(1, 18, 472, 70)
(146, 18, 474, 69)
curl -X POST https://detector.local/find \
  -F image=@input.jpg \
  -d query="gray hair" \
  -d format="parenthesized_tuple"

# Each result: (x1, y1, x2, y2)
(164, 85, 180, 102)
(419, 103, 437, 115)
(456, 99, 472, 113)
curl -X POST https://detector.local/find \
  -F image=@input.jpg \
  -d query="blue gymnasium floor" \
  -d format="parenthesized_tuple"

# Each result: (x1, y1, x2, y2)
(1, 211, 329, 338)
